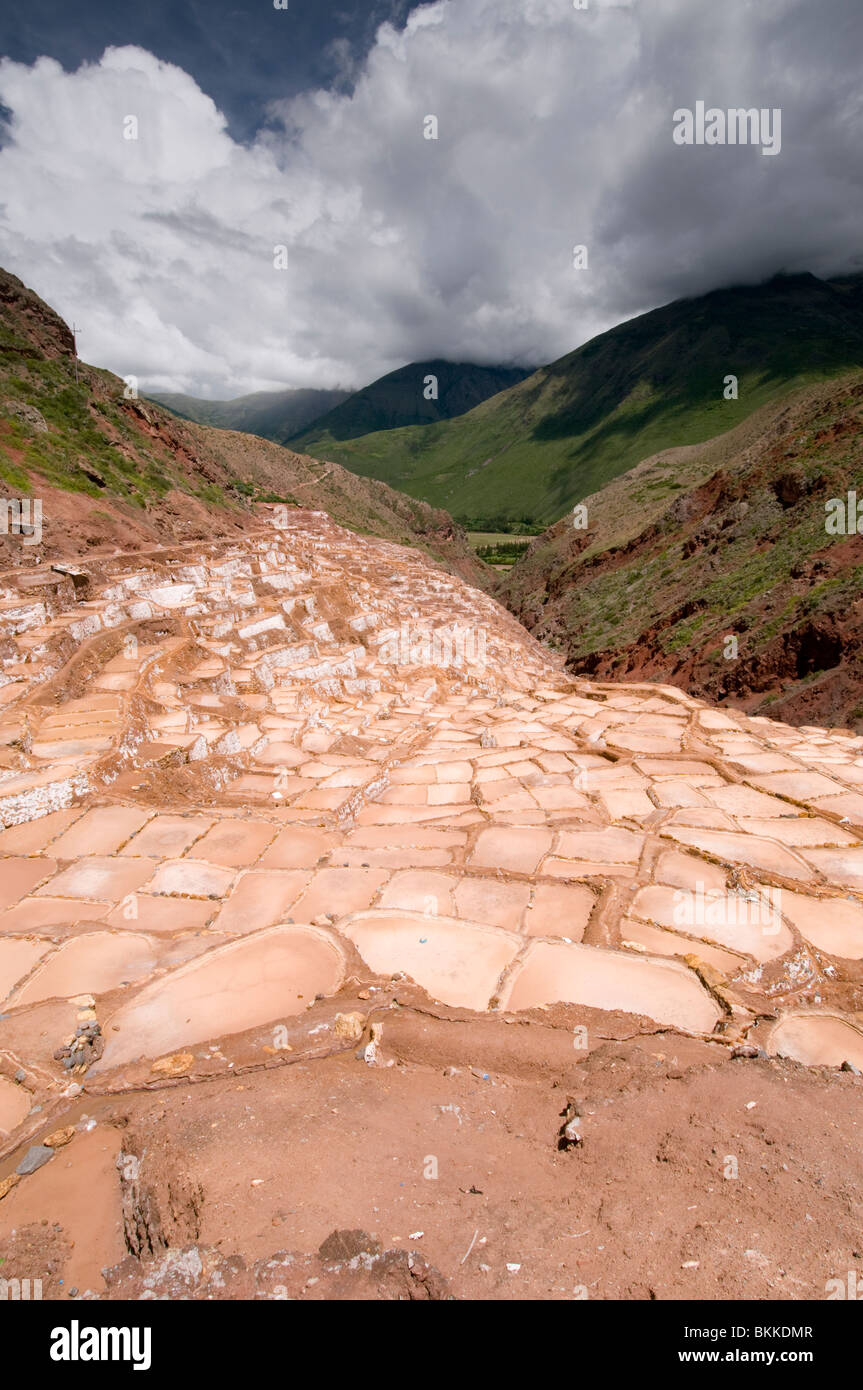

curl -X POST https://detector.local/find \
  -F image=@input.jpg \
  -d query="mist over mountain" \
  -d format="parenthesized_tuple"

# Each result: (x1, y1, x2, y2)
(301, 272, 863, 528)
(148, 387, 352, 443)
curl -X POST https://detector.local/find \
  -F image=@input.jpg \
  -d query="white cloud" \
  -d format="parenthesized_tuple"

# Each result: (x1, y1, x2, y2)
(0, 0, 861, 396)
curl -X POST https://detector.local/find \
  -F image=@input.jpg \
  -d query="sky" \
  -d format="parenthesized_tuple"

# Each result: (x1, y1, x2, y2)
(0, 0, 861, 398)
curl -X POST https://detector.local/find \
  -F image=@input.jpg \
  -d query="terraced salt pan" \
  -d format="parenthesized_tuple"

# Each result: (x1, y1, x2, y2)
(143, 858, 237, 899)
(776, 889, 863, 958)
(35, 856, 157, 902)
(663, 828, 817, 881)
(95, 925, 345, 1068)
(5, 516, 863, 1093)
(0, 856, 57, 908)
(0, 1075, 31, 1135)
(498, 941, 724, 1034)
(630, 885, 792, 961)
(619, 917, 747, 975)
(0, 937, 51, 999)
(0, 897, 109, 932)
(48, 806, 152, 858)
(8, 932, 158, 1008)
(768, 1013, 863, 1070)
(801, 849, 863, 889)
(342, 911, 520, 1011)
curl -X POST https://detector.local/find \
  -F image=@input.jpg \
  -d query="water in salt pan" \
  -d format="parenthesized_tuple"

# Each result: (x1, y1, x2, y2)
(767, 1012, 863, 1070)
(94, 924, 345, 1068)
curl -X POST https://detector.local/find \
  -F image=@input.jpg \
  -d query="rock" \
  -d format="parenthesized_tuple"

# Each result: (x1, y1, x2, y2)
(151, 1052, 195, 1078)
(841, 1060, 862, 1075)
(16, 1144, 55, 1176)
(0, 1172, 21, 1201)
(51, 564, 90, 599)
(2, 398, 48, 432)
(44, 1126, 76, 1149)
(771, 471, 809, 509)
(358, 1021, 383, 1064)
(558, 1101, 583, 1149)
(318, 1228, 382, 1263)
(334, 1012, 365, 1042)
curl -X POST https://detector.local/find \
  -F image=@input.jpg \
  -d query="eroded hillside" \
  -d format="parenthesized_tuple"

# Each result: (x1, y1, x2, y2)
(500, 373, 863, 730)
(0, 268, 484, 585)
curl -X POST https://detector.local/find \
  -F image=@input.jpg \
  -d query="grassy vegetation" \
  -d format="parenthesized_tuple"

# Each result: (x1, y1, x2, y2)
(0, 354, 189, 504)
(463, 518, 545, 536)
(473, 537, 533, 567)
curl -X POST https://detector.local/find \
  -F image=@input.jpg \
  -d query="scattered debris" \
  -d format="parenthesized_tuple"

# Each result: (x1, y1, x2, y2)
(558, 1100, 583, 1150)
(358, 1021, 383, 1065)
(334, 1012, 366, 1042)
(151, 1052, 195, 1078)
(44, 1127, 76, 1149)
(0, 1173, 21, 1201)
(460, 1229, 480, 1265)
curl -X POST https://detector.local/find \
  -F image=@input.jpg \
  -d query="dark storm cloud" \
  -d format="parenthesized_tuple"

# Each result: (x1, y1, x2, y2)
(0, 0, 415, 141)
(0, 0, 860, 395)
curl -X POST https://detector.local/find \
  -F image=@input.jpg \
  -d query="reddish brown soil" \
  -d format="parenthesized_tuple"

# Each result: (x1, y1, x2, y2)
(3, 991, 861, 1301)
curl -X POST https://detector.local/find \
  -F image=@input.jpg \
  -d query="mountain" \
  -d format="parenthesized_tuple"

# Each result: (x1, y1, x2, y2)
(149, 386, 351, 441)
(288, 358, 531, 449)
(498, 370, 863, 729)
(288, 273, 863, 528)
(0, 268, 485, 584)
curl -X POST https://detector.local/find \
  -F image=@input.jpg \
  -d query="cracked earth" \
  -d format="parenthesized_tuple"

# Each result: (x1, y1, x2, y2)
(2, 509, 863, 1299)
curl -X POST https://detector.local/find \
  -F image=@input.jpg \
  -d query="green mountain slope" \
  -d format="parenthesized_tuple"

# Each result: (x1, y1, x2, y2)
(0, 268, 485, 585)
(149, 386, 350, 441)
(289, 359, 531, 448)
(291, 273, 863, 527)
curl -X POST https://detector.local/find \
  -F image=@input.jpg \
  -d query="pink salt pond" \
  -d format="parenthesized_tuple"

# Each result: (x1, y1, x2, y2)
(94, 924, 345, 1068)
(342, 911, 520, 1011)
(630, 885, 792, 962)
(772, 889, 863, 959)
(0, 1075, 31, 1135)
(8, 932, 157, 1008)
(0, 938, 51, 1002)
(767, 1012, 863, 1070)
(498, 940, 723, 1034)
